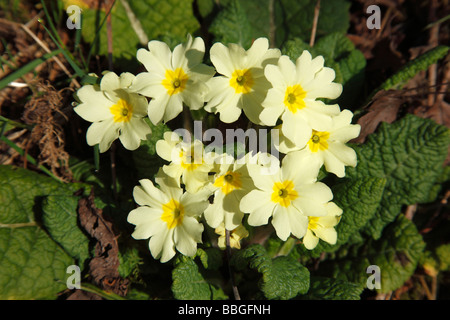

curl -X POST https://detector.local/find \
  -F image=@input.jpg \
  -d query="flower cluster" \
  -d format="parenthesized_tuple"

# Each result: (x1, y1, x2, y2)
(74, 35, 360, 263)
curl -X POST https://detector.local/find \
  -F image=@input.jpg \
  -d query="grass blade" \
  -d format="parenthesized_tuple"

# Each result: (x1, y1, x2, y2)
(0, 49, 62, 90)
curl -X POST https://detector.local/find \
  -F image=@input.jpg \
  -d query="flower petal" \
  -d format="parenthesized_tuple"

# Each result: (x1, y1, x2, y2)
(128, 207, 164, 239)
(148, 94, 168, 125)
(210, 42, 235, 77)
(163, 94, 183, 123)
(314, 227, 337, 245)
(86, 119, 119, 152)
(149, 228, 176, 263)
(75, 86, 112, 122)
(131, 72, 165, 98)
(139, 40, 172, 73)
(174, 216, 203, 257)
(271, 205, 291, 241)
(303, 229, 319, 250)
(100, 71, 120, 92)
(281, 113, 311, 148)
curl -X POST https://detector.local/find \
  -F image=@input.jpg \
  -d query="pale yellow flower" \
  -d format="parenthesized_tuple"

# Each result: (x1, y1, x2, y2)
(215, 223, 249, 250)
(74, 71, 150, 152)
(303, 202, 342, 250)
(204, 153, 254, 231)
(155, 131, 214, 193)
(276, 109, 361, 177)
(240, 151, 334, 241)
(205, 38, 280, 124)
(131, 34, 215, 124)
(127, 171, 208, 263)
(260, 51, 342, 149)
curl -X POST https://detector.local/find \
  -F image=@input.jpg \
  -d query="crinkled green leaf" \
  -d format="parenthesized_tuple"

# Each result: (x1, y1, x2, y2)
(435, 244, 450, 272)
(323, 215, 425, 293)
(128, 0, 200, 46)
(171, 256, 227, 300)
(302, 277, 363, 300)
(195, 247, 223, 270)
(370, 45, 450, 100)
(0, 165, 82, 299)
(0, 227, 74, 299)
(233, 244, 309, 299)
(209, 0, 254, 48)
(118, 246, 142, 279)
(347, 115, 450, 239)
(42, 195, 91, 267)
(197, 0, 215, 18)
(275, 0, 350, 45)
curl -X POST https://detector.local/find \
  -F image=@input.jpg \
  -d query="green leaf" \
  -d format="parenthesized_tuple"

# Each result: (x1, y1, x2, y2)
(332, 178, 386, 245)
(195, 247, 223, 270)
(233, 244, 309, 299)
(347, 115, 450, 239)
(323, 215, 426, 293)
(42, 195, 91, 267)
(302, 277, 364, 300)
(0, 227, 74, 299)
(209, 0, 254, 49)
(435, 244, 450, 272)
(369, 45, 450, 100)
(118, 246, 142, 279)
(171, 256, 227, 300)
(275, 0, 350, 45)
(0, 165, 82, 299)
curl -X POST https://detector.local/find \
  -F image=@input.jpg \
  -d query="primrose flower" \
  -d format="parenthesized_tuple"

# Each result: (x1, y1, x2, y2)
(156, 131, 214, 193)
(204, 153, 255, 231)
(204, 37, 281, 124)
(215, 223, 249, 250)
(127, 171, 208, 263)
(260, 51, 342, 149)
(131, 34, 215, 125)
(74, 71, 151, 152)
(276, 109, 361, 177)
(303, 202, 342, 250)
(240, 151, 334, 241)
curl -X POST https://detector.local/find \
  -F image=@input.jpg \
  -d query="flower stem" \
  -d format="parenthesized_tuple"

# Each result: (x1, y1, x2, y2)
(110, 141, 117, 200)
(226, 229, 241, 300)
(275, 236, 297, 257)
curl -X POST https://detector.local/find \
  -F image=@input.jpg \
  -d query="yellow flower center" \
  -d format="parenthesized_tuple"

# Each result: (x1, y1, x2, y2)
(179, 147, 203, 171)
(284, 84, 307, 113)
(230, 69, 254, 94)
(308, 216, 320, 230)
(307, 130, 330, 152)
(110, 98, 133, 123)
(213, 171, 242, 195)
(271, 180, 298, 207)
(161, 68, 189, 95)
(161, 199, 184, 229)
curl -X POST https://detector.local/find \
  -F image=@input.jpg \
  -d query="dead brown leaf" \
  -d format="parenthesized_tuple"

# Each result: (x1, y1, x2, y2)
(77, 190, 129, 297)
(351, 90, 404, 143)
